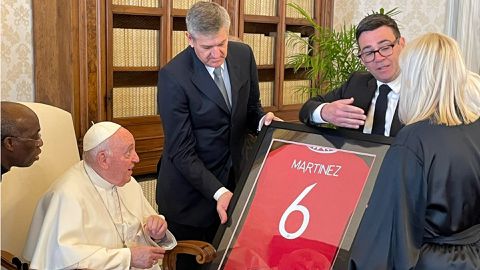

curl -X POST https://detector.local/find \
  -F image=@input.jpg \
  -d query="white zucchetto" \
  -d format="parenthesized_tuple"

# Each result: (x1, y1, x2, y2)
(83, 121, 121, 152)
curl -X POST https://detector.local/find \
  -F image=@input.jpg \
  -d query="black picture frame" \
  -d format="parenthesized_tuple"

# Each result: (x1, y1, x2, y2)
(208, 122, 393, 270)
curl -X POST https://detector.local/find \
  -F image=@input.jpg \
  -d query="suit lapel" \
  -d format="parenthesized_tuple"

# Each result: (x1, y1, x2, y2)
(390, 106, 403, 136)
(225, 57, 244, 113)
(357, 77, 377, 131)
(189, 48, 231, 114)
(361, 77, 378, 110)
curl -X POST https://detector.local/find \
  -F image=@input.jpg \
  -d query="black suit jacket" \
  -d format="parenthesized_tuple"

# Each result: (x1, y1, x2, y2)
(299, 71, 403, 136)
(156, 41, 265, 227)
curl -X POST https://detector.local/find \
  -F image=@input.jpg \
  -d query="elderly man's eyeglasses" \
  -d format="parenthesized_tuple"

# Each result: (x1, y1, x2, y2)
(357, 38, 399, 63)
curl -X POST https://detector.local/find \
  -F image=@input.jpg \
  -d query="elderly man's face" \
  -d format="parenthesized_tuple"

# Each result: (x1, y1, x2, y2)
(105, 128, 140, 186)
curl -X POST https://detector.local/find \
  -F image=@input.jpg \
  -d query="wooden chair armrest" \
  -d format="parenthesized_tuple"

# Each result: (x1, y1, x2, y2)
(3, 241, 216, 270)
(1, 250, 28, 270)
(163, 240, 216, 270)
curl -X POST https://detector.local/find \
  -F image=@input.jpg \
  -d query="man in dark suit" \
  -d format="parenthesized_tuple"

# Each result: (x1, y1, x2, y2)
(156, 1, 278, 261)
(299, 14, 405, 137)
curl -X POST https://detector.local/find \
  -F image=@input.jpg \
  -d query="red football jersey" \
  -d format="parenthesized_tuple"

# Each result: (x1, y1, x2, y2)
(223, 141, 374, 270)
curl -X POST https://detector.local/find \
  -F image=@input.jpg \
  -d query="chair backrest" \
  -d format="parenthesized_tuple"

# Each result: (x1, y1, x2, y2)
(1, 102, 80, 257)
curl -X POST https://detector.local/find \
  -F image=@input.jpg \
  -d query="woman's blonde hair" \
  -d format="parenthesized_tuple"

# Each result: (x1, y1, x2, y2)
(399, 32, 480, 126)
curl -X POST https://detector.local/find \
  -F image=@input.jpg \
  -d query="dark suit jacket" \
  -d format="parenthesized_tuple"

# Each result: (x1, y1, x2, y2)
(299, 71, 403, 136)
(156, 41, 265, 227)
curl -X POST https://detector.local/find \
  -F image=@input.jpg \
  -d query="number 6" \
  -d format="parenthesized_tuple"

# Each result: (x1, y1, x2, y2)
(278, 183, 317, 239)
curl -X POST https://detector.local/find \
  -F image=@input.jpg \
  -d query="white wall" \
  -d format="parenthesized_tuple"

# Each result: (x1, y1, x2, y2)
(333, 0, 447, 43)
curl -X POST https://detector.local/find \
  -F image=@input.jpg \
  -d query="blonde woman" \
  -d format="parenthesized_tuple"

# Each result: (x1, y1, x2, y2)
(349, 32, 480, 269)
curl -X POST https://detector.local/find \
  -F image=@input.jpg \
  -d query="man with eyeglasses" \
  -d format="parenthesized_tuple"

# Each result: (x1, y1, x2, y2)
(299, 13, 405, 137)
(1, 101, 43, 176)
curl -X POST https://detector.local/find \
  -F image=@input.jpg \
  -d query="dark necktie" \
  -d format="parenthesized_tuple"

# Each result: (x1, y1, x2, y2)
(213, 67, 231, 110)
(371, 84, 392, 135)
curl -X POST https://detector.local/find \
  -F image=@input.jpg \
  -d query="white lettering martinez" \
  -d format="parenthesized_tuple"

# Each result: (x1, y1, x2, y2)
(291, 159, 342, 177)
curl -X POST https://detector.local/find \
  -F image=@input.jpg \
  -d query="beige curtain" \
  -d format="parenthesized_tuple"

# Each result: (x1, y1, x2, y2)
(444, 0, 480, 74)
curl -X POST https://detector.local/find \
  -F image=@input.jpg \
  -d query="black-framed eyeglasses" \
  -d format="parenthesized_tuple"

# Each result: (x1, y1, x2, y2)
(357, 38, 399, 63)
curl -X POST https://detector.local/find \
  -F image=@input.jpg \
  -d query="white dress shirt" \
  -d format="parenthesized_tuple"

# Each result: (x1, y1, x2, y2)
(205, 63, 232, 105)
(206, 63, 269, 200)
(312, 76, 401, 136)
(362, 78, 401, 136)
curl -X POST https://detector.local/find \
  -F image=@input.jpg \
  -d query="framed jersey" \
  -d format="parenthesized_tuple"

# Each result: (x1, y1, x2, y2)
(208, 121, 393, 270)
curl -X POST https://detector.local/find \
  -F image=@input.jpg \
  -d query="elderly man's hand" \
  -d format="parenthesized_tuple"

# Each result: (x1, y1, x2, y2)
(144, 215, 168, 241)
(217, 191, 233, 224)
(130, 246, 165, 269)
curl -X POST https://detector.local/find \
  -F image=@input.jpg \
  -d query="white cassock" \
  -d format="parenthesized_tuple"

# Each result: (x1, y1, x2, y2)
(23, 161, 176, 270)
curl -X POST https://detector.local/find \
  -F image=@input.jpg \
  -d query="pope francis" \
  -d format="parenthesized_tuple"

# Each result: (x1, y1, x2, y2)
(23, 121, 176, 269)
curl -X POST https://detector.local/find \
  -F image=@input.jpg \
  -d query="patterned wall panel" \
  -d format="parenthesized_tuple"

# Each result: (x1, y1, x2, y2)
(1, 0, 34, 101)
(333, 0, 447, 42)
